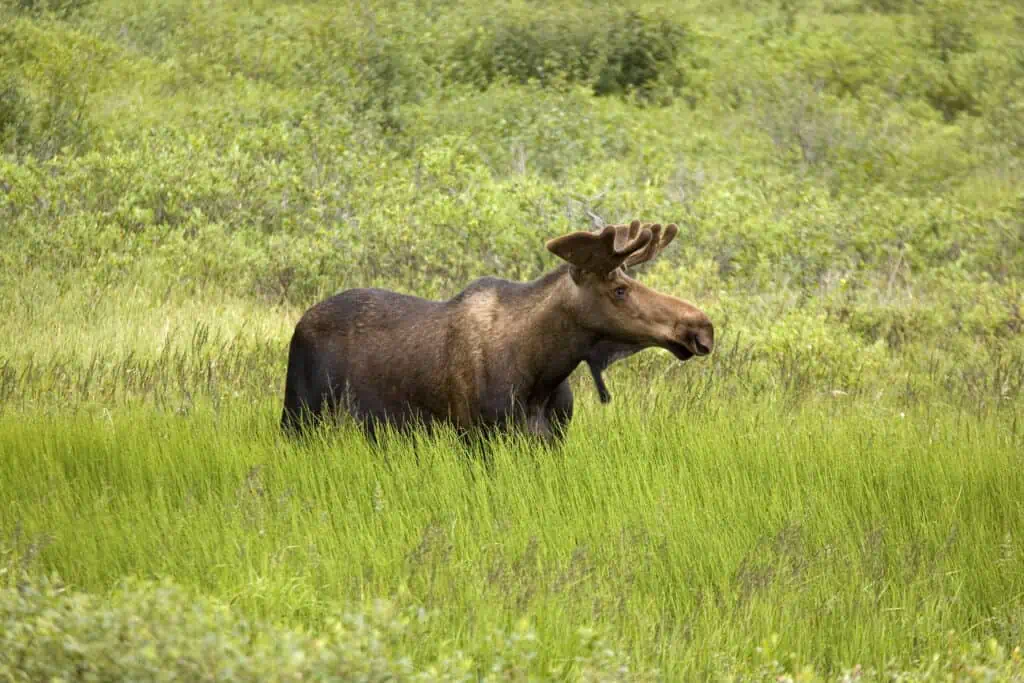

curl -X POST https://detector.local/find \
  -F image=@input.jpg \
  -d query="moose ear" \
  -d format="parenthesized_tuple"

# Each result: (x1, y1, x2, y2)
(546, 224, 652, 275)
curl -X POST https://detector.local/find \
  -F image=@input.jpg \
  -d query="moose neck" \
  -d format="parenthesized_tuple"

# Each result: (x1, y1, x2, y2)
(508, 265, 600, 394)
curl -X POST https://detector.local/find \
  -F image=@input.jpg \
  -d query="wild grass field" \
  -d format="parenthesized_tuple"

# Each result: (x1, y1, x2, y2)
(1, 0, 1023, 679)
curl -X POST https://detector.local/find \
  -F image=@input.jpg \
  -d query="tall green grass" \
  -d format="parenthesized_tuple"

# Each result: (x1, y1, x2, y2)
(3, 383, 1021, 678)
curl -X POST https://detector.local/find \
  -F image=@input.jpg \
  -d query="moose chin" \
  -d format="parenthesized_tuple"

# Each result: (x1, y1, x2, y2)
(280, 220, 714, 444)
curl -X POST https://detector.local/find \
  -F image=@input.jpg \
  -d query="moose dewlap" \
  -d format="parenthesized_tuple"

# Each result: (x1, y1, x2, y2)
(280, 220, 714, 442)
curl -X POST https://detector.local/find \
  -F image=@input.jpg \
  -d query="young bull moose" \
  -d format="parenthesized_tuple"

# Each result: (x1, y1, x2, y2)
(280, 220, 714, 443)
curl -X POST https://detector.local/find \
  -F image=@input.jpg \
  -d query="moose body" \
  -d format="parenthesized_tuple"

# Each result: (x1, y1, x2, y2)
(281, 221, 714, 442)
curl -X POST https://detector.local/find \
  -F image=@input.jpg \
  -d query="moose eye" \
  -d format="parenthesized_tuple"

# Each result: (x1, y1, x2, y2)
(613, 286, 628, 300)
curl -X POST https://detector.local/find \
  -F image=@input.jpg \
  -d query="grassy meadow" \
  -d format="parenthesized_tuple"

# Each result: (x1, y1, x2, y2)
(2, 0, 1024, 679)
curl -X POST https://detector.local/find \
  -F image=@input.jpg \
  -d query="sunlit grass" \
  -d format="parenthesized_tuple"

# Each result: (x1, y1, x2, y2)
(0, 275, 297, 361)
(3, 383, 1021, 678)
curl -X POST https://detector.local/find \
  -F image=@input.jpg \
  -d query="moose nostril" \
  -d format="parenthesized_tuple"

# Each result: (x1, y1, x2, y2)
(690, 327, 714, 355)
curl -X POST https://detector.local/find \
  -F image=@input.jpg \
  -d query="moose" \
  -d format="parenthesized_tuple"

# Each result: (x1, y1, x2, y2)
(280, 220, 714, 443)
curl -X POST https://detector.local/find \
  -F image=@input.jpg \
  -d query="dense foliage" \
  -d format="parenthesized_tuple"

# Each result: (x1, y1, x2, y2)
(2, 574, 1022, 682)
(1, 0, 1022, 411)
(0, 574, 656, 681)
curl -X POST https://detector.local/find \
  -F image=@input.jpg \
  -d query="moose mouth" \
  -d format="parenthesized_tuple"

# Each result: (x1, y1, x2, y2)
(589, 336, 711, 368)
(664, 341, 695, 361)
(664, 337, 712, 361)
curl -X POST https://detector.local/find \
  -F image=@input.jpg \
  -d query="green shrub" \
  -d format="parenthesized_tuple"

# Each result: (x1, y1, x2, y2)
(1, 0, 93, 19)
(0, 575, 655, 681)
(921, 0, 976, 63)
(0, 76, 30, 151)
(976, 22, 1024, 151)
(0, 18, 114, 157)
(856, 0, 918, 13)
(909, 0, 984, 120)
(591, 10, 696, 102)
(448, 6, 699, 105)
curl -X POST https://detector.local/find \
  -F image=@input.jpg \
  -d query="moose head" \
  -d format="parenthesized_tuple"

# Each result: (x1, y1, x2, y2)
(547, 220, 714, 402)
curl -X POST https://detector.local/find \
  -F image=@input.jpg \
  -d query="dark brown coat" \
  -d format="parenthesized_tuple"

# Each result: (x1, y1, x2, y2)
(280, 221, 713, 442)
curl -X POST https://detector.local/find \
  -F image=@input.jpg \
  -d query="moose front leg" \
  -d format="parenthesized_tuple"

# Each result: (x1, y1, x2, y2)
(524, 382, 574, 446)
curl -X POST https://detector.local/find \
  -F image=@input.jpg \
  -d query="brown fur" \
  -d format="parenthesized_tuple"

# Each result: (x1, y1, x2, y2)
(280, 221, 714, 443)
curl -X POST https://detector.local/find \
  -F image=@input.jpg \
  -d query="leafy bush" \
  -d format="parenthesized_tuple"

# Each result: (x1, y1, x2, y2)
(3, 566, 1024, 681)
(0, 76, 30, 150)
(448, 6, 699, 104)
(921, 0, 976, 63)
(0, 17, 114, 157)
(856, 0, 917, 13)
(0, 575, 655, 681)
(2, 0, 93, 19)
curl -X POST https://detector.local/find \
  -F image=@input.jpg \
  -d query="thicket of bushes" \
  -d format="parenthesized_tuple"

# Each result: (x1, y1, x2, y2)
(0, 574, 655, 681)
(0, 0, 1021, 389)
(446, 6, 702, 105)
(3, 573, 1023, 681)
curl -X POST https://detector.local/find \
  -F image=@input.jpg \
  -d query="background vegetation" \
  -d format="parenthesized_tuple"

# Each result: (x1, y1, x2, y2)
(1, 0, 1022, 679)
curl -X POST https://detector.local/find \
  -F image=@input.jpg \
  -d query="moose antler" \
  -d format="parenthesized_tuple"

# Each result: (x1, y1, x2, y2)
(546, 220, 679, 274)
(546, 221, 653, 275)
(623, 222, 679, 268)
